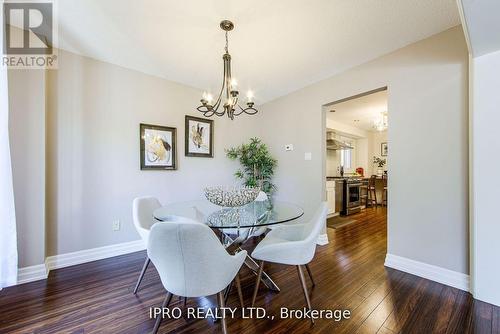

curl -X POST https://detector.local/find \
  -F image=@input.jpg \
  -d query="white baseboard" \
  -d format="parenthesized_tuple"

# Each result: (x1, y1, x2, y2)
(14, 240, 145, 287)
(317, 233, 329, 245)
(384, 253, 470, 292)
(16, 264, 49, 286)
(46, 240, 145, 270)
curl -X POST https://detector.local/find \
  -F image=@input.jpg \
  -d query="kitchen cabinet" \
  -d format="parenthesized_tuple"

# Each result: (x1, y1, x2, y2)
(326, 181, 336, 215)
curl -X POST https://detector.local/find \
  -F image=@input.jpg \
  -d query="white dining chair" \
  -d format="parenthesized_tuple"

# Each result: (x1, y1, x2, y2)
(132, 196, 162, 294)
(250, 202, 328, 323)
(148, 219, 247, 334)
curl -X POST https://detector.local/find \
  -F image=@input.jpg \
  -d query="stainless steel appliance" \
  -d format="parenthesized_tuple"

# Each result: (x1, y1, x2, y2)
(335, 178, 363, 216)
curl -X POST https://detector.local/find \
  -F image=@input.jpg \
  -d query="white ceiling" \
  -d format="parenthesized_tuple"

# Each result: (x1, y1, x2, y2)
(326, 90, 388, 132)
(54, 0, 460, 104)
(460, 0, 500, 57)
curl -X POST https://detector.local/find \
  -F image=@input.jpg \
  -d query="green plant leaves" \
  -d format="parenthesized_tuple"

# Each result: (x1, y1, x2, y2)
(225, 138, 278, 195)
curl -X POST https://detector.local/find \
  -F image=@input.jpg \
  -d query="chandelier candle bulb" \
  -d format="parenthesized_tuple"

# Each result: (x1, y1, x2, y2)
(247, 91, 254, 102)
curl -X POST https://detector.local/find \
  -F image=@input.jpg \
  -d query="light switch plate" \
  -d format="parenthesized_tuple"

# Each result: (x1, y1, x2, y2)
(304, 152, 312, 160)
(285, 144, 294, 151)
(112, 220, 120, 231)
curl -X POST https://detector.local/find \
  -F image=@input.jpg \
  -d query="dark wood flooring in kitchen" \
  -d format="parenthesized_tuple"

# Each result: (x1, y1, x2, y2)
(1, 207, 499, 333)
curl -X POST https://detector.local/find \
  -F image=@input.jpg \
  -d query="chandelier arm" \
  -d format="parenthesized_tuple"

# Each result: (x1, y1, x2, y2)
(197, 106, 218, 117)
(213, 58, 227, 111)
(242, 107, 259, 115)
(208, 52, 230, 115)
(234, 103, 258, 116)
(211, 95, 223, 114)
(233, 108, 257, 116)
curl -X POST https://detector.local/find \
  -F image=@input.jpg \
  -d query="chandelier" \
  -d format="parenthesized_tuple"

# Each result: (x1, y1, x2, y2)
(373, 111, 388, 132)
(197, 20, 258, 120)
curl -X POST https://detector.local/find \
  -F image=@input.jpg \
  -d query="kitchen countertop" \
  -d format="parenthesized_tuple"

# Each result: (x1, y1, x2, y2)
(326, 176, 365, 180)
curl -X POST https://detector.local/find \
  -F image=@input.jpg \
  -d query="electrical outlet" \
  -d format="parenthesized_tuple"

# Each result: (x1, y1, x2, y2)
(112, 220, 120, 231)
(285, 144, 294, 151)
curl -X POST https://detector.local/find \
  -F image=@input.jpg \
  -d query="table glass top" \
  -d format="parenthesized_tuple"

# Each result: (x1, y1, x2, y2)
(153, 200, 304, 228)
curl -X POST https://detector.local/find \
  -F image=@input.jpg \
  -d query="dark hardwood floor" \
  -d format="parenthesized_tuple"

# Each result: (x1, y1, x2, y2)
(1, 207, 499, 333)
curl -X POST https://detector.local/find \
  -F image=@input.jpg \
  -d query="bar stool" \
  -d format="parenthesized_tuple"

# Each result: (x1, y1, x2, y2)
(360, 181, 369, 208)
(368, 175, 377, 207)
(382, 174, 388, 207)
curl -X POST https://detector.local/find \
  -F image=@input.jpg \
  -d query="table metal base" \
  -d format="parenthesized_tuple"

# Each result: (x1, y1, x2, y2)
(221, 230, 280, 292)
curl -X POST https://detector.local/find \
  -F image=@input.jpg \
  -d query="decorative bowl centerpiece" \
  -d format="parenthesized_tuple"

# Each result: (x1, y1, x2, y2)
(204, 186, 260, 207)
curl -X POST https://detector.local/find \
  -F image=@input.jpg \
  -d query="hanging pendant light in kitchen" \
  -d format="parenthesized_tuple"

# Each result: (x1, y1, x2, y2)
(373, 111, 388, 131)
(196, 20, 257, 120)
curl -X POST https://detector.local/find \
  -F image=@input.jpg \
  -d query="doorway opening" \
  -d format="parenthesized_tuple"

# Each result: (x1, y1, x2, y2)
(322, 87, 388, 230)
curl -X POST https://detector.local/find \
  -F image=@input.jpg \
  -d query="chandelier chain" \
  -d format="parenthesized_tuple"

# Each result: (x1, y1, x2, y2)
(225, 31, 229, 53)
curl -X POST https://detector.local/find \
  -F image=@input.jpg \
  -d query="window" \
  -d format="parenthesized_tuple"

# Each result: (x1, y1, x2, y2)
(340, 149, 352, 169)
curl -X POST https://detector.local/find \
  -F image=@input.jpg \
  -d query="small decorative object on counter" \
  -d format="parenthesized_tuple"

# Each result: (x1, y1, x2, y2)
(204, 186, 260, 207)
(373, 156, 387, 176)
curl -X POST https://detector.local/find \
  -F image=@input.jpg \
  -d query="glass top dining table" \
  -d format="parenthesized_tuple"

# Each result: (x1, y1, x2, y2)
(153, 199, 303, 293)
(153, 199, 304, 229)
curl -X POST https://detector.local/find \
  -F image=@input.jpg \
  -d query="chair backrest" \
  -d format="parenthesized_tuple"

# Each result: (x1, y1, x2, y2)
(132, 196, 161, 242)
(290, 202, 328, 265)
(304, 202, 328, 243)
(147, 220, 246, 298)
(369, 175, 377, 187)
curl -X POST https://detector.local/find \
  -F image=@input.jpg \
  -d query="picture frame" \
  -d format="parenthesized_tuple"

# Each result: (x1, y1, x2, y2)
(185, 115, 214, 158)
(140, 123, 177, 170)
(381, 142, 388, 156)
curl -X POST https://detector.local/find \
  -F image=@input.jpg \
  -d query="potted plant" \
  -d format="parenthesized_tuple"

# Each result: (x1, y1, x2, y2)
(373, 156, 387, 176)
(226, 138, 278, 195)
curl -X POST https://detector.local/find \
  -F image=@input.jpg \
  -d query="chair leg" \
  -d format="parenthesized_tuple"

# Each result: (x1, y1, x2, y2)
(224, 280, 233, 304)
(133, 257, 150, 294)
(305, 264, 316, 287)
(235, 273, 244, 309)
(297, 265, 314, 324)
(217, 291, 228, 334)
(152, 292, 173, 334)
(251, 261, 265, 307)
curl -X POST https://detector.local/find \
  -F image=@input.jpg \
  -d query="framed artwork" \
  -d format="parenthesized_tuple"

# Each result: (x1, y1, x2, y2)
(185, 115, 214, 157)
(381, 142, 388, 156)
(140, 123, 177, 170)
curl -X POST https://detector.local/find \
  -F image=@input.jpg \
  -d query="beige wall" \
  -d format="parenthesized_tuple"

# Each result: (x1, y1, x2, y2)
(9, 49, 260, 265)
(471, 49, 500, 305)
(44, 49, 260, 256)
(356, 137, 369, 175)
(259, 27, 469, 274)
(8, 69, 46, 267)
(9, 27, 469, 277)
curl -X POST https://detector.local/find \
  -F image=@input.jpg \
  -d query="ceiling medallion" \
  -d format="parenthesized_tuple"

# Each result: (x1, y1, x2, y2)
(197, 20, 257, 120)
